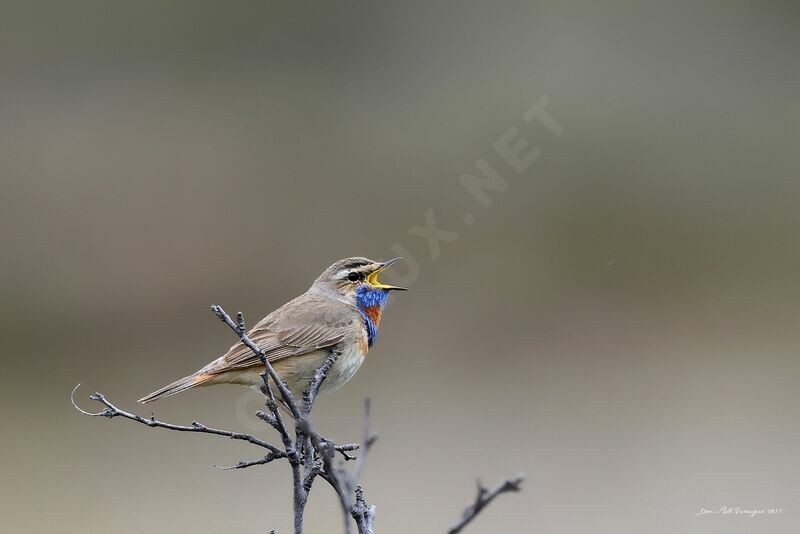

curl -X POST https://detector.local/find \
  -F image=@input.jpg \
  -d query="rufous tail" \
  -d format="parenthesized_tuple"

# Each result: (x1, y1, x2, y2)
(138, 373, 214, 404)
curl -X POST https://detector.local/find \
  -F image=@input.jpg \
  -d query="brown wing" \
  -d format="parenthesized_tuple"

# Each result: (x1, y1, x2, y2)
(205, 292, 357, 374)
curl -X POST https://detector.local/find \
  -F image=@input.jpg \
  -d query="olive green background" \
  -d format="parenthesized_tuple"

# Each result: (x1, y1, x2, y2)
(1, 1, 798, 533)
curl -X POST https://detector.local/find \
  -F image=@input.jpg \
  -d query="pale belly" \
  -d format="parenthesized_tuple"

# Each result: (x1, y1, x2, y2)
(317, 342, 366, 393)
(213, 342, 366, 399)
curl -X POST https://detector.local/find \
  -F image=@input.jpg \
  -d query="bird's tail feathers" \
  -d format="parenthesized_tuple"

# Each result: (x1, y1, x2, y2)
(138, 372, 214, 404)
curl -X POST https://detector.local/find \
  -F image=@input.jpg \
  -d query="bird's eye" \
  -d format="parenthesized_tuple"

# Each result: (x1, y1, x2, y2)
(347, 272, 361, 282)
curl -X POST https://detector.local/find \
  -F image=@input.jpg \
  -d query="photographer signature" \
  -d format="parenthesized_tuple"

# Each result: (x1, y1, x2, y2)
(694, 506, 783, 517)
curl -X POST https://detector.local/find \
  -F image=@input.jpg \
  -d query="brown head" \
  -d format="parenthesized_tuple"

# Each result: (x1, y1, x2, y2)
(311, 257, 407, 302)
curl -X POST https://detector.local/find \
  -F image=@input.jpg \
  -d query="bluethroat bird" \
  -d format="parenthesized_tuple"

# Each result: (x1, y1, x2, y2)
(138, 257, 406, 404)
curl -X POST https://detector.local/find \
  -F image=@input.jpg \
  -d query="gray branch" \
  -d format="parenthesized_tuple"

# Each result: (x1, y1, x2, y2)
(210, 304, 302, 420)
(313, 399, 378, 534)
(73, 302, 525, 534)
(215, 452, 285, 470)
(70, 384, 285, 457)
(446, 474, 525, 534)
(212, 306, 366, 534)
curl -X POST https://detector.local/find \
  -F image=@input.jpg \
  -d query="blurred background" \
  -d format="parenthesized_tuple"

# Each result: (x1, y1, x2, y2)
(1, 1, 799, 533)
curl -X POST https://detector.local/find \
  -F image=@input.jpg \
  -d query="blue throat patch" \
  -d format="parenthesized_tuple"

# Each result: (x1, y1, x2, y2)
(355, 285, 389, 347)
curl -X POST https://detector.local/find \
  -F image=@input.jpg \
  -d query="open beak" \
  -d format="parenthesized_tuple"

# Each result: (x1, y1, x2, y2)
(366, 257, 408, 291)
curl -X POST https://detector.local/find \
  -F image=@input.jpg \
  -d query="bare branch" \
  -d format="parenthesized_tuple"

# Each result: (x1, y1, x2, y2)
(332, 443, 360, 461)
(258, 372, 295, 454)
(316, 438, 354, 534)
(71, 384, 284, 455)
(215, 452, 286, 470)
(75, 302, 528, 534)
(213, 308, 345, 534)
(311, 399, 378, 534)
(302, 459, 323, 492)
(351, 485, 376, 534)
(446, 474, 525, 534)
(350, 399, 378, 487)
(211, 305, 302, 420)
(302, 350, 340, 416)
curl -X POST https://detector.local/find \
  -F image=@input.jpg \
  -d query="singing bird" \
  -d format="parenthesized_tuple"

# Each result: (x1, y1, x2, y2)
(138, 257, 407, 404)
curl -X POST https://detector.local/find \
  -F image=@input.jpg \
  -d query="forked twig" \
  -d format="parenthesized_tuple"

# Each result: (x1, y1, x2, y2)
(446, 474, 525, 534)
(73, 303, 525, 534)
(70, 384, 284, 456)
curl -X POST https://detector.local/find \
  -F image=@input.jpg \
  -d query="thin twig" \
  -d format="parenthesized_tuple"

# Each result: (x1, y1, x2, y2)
(259, 372, 295, 454)
(333, 443, 360, 461)
(212, 307, 349, 534)
(215, 452, 286, 470)
(446, 474, 525, 534)
(315, 434, 354, 534)
(312, 399, 378, 534)
(211, 305, 302, 420)
(297, 349, 340, 508)
(350, 399, 378, 488)
(217, 441, 359, 470)
(70, 384, 283, 455)
(73, 302, 477, 534)
(303, 350, 340, 416)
